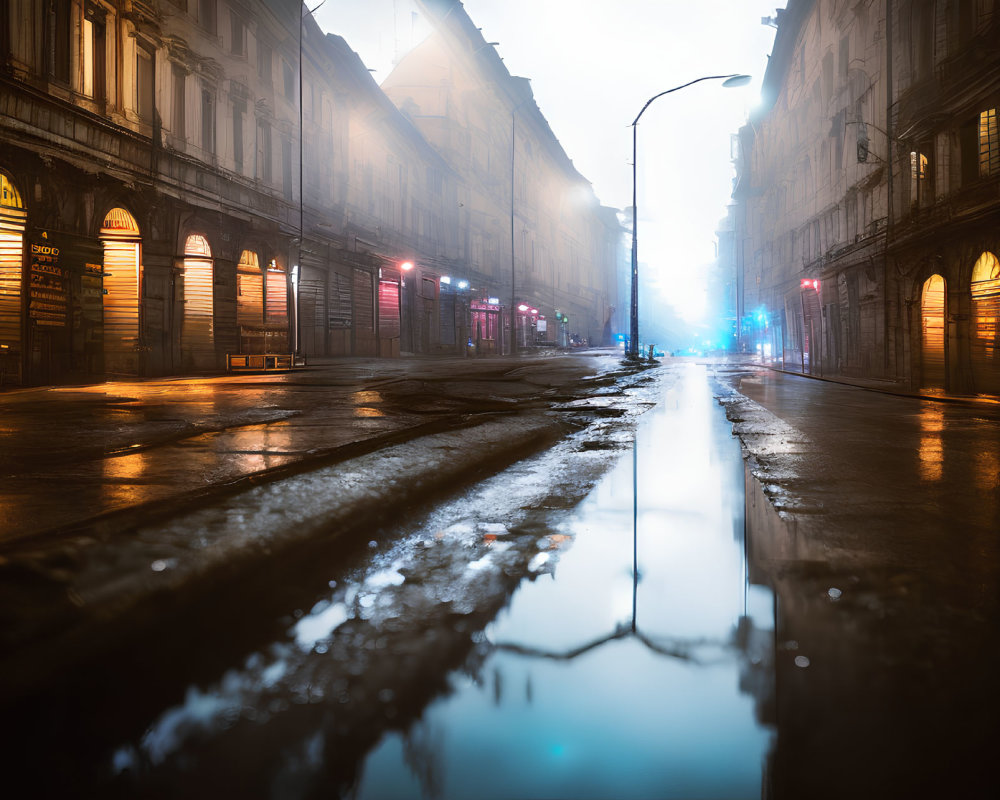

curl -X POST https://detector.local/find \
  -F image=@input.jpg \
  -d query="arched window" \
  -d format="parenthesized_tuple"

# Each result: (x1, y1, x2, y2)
(0, 173, 26, 355)
(181, 234, 214, 369)
(100, 207, 142, 375)
(920, 273, 946, 389)
(0, 173, 26, 367)
(970, 251, 1000, 394)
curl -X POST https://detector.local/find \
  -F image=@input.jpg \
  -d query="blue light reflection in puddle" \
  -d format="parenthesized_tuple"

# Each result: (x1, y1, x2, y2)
(356, 365, 775, 799)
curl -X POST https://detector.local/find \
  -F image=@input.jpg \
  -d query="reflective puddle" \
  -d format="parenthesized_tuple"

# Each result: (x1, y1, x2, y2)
(353, 365, 775, 798)
(49, 364, 773, 797)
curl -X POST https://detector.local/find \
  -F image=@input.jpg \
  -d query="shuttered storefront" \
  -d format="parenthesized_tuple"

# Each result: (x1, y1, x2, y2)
(0, 175, 25, 383)
(439, 289, 456, 347)
(181, 234, 214, 371)
(801, 286, 821, 374)
(471, 299, 501, 355)
(236, 250, 265, 355)
(265, 264, 289, 353)
(378, 279, 400, 340)
(970, 251, 1000, 395)
(378, 277, 401, 357)
(237, 250, 264, 328)
(298, 265, 326, 357)
(101, 208, 142, 376)
(265, 265, 287, 324)
(921, 273, 946, 389)
(353, 268, 376, 356)
(327, 269, 352, 355)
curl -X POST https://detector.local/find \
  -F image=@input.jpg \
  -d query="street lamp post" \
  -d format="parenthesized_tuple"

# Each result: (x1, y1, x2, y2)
(510, 94, 533, 355)
(628, 73, 751, 360)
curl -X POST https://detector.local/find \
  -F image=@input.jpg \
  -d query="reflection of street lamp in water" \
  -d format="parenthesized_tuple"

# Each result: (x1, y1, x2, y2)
(494, 440, 726, 664)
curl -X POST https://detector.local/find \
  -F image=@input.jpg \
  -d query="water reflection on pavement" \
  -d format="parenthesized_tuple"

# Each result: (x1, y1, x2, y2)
(97, 364, 773, 798)
(351, 365, 774, 799)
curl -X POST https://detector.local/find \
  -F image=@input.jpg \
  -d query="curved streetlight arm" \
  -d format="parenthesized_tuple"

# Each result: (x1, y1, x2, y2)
(631, 74, 746, 126)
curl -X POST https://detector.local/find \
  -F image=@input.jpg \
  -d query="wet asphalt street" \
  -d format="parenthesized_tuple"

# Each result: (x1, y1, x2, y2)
(1, 356, 998, 798)
(717, 365, 1000, 800)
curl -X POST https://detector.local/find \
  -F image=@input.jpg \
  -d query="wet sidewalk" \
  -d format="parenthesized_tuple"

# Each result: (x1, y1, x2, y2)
(742, 355, 1000, 407)
(0, 353, 629, 543)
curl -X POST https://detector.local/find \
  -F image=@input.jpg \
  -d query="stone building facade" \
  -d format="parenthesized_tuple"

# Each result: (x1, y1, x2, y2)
(0, 0, 623, 387)
(734, 0, 1000, 395)
(382, 0, 623, 350)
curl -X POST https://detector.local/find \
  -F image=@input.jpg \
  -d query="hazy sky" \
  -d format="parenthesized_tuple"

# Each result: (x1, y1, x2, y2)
(313, 0, 782, 321)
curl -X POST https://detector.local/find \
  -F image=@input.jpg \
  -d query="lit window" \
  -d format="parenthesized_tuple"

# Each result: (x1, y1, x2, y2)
(82, 18, 94, 95)
(910, 150, 929, 207)
(981, 108, 999, 177)
(82, 11, 106, 102)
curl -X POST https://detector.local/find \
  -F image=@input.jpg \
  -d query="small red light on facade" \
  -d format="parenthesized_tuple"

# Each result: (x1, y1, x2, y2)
(801, 278, 821, 291)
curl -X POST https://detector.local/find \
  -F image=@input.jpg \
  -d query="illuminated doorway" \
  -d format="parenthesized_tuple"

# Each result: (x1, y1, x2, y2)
(0, 173, 26, 383)
(100, 207, 142, 376)
(970, 251, 1000, 395)
(181, 234, 214, 370)
(920, 273, 946, 390)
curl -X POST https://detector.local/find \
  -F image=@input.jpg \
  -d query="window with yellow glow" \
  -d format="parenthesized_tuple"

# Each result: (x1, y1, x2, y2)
(981, 108, 999, 177)
(920, 273, 946, 390)
(910, 150, 929, 207)
(0, 173, 26, 354)
(182, 234, 214, 369)
(266, 261, 287, 326)
(237, 250, 263, 327)
(100, 208, 142, 375)
(970, 252, 1000, 387)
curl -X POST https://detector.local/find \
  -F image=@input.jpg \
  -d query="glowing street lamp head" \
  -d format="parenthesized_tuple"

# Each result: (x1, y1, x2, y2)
(517, 304, 529, 312)
(400, 260, 414, 271)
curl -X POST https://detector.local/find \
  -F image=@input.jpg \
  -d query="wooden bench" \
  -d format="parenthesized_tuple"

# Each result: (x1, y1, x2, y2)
(226, 353, 299, 372)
